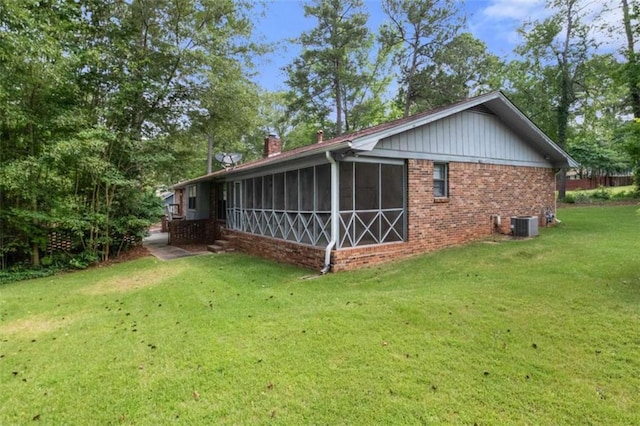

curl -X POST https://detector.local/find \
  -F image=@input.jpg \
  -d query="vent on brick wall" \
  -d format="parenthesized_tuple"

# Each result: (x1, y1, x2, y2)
(468, 104, 495, 115)
(510, 216, 539, 237)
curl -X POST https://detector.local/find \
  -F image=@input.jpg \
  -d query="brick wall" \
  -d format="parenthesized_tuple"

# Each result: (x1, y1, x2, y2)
(332, 160, 555, 271)
(169, 219, 217, 245)
(222, 229, 326, 270)
(221, 160, 556, 272)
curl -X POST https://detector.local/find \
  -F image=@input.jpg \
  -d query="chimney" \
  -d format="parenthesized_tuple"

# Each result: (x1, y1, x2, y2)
(263, 133, 281, 158)
(317, 130, 324, 143)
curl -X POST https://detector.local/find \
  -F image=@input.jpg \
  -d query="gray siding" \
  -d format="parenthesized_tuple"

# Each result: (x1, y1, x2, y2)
(186, 182, 211, 220)
(373, 110, 548, 167)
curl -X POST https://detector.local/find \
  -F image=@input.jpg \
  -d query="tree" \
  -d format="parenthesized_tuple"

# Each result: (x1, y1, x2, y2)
(566, 55, 631, 182)
(622, 0, 640, 118)
(0, 0, 85, 266)
(285, 0, 390, 136)
(0, 0, 260, 269)
(408, 33, 503, 111)
(380, 0, 465, 116)
(509, 0, 595, 200)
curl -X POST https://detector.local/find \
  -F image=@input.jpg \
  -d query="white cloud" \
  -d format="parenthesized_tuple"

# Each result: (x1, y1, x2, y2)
(470, 0, 626, 58)
(481, 0, 547, 22)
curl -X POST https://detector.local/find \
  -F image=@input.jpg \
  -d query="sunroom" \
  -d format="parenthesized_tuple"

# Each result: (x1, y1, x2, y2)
(223, 157, 406, 252)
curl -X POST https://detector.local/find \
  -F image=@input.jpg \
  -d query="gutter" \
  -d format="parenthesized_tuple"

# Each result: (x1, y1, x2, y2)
(554, 168, 563, 223)
(321, 148, 344, 274)
(172, 141, 353, 189)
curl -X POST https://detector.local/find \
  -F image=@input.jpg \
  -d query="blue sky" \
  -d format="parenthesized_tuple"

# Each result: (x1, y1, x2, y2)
(249, 0, 622, 92)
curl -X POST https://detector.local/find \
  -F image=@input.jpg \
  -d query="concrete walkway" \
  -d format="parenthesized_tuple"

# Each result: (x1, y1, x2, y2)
(143, 230, 210, 261)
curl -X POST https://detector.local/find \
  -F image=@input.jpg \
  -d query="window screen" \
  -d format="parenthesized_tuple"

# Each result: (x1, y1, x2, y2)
(339, 162, 353, 211)
(254, 176, 263, 209)
(355, 162, 379, 210)
(381, 164, 403, 209)
(285, 170, 298, 210)
(316, 164, 331, 211)
(263, 175, 273, 209)
(274, 173, 284, 210)
(299, 167, 314, 211)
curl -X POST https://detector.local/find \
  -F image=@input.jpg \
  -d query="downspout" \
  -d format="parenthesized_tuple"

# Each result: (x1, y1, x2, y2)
(554, 168, 563, 224)
(321, 150, 341, 274)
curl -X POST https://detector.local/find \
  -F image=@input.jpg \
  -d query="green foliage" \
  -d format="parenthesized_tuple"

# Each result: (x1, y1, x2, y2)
(285, 0, 392, 135)
(0, 0, 259, 269)
(616, 118, 640, 190)
(563, 186, 639, 203)
(380, 0, 469, 116)
(0, 268, 61, 286)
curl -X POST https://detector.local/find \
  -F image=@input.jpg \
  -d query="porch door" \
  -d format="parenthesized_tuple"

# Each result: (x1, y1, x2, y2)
(233, 181, 242, 230)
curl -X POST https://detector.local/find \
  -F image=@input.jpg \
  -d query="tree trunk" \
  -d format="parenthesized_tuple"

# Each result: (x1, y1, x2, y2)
(334, 59, 343, 135)
(207, 134, 213, 174)
(556, 75, 570, 200)
(622, 0, 640, 118)
(403, 47, 420, 118)
(555, 0, 575, 201)
(31, 243, 40, 267)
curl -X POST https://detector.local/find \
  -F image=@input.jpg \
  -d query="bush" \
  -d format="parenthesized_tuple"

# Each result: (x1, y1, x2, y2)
(591, 186, 611, 200)
(0, 266, 61, 285)
(611, 189, 637, 200)
(563, 192, 592, 204)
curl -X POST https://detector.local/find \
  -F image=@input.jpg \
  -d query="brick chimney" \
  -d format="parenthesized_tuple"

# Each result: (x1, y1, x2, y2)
(317, 130, 324, 143)
(263, 133, 281, 158)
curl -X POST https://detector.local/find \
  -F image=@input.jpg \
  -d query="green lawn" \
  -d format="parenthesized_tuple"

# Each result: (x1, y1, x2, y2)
(1, 205, 639, 424)
(567, 184, 635, 196)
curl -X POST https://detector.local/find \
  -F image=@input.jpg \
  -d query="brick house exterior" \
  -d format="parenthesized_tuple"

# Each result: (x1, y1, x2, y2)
(171, 92, 575, 272)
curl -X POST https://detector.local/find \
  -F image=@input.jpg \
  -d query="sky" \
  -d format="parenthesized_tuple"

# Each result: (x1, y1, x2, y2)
(249, 0, 624, 92)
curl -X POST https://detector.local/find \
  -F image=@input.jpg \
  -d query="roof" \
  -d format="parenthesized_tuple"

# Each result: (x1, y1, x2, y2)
(173, 91, 577, 188)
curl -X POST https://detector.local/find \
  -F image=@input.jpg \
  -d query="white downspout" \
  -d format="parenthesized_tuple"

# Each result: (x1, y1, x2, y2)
(554, 168, 563, 223)
(321, 150, 341, 274)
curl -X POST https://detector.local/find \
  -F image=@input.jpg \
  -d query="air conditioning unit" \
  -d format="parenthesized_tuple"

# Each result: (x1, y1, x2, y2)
(511, 216, 539, 237)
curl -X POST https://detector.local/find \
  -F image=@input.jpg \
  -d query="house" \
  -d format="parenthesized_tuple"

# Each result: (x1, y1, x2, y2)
(171, 91, 577, 272)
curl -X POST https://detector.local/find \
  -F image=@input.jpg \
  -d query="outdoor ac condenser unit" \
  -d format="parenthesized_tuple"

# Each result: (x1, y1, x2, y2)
(510, 216, 539, 237)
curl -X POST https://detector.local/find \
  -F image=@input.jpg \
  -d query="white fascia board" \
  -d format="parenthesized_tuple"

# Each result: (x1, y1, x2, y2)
(487, 96, 579, 168)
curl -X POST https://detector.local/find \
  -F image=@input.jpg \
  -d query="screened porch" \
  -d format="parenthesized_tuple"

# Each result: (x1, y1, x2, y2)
(224, 159, 406, 249)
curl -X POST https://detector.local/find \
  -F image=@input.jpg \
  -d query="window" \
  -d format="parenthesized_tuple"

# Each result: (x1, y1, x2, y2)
(338, 161, 405, 247)
(187, 185, 196, 210)
(433, 163, 448, 198)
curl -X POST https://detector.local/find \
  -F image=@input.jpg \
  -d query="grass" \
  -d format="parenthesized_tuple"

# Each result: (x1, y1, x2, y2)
(563, 185, 638, 204)
(1, 205, 639, 424)
(567, 184, 635, 196)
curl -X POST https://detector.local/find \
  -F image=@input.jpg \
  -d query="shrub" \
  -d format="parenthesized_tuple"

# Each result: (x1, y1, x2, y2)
(591, 186, 611, 200)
